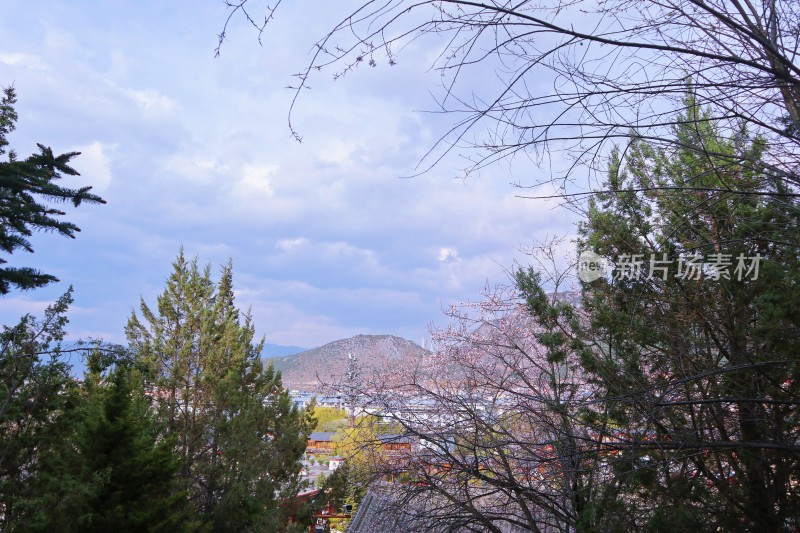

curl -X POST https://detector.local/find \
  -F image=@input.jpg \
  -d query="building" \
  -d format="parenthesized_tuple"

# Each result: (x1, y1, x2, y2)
(307, 431, 337, 453)
(377, 434, 414, 456)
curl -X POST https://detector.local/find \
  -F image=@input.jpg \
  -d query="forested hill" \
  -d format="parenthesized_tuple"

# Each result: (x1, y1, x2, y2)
(265, 334, 429, 391)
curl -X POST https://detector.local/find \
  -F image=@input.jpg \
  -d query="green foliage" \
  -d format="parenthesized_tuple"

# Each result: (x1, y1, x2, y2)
(575, 92, 800, 530)
(125, 250, 315, 531)
(312, 405, 348, 432)
(0, 86, 105, 294)
(0, 290, 80, 528)
(23, 359, 192, 533)
(513, 90, 799, 531)
(330, 415, 396, 503)
(318, 460, 366, 514)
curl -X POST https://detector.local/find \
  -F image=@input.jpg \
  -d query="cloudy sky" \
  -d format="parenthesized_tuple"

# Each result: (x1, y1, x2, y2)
(0, 1, 577, 348)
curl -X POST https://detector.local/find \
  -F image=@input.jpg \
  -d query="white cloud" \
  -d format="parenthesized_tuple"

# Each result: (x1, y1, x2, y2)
(161, 152, 230, 184)
(234, 163, 277, 199)
(0, 52, 47, 70)
(0, 2, 582, 351)
(69, 141, 114, 192)
(106, 49, 129, 80)
(0, 297, 50, 316)
(318, 139, 362, 166)
(43, 28, 80, 54)
(438, 247, 459, 262)
(236, 279, 430, 347)
(123, 87, 177, 117)
(276, 237, 309, 251)
(0, 297, 100, 327)
(248, 299, 366, 347)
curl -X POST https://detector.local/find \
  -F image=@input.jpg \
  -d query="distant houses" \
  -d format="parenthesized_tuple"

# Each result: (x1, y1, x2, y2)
(307, 431, 337, 453)
(376, 434, 414, 456)
(290, 391, 348, 411)
(304, 430, 417, 478)
(306, 430, 415, 457)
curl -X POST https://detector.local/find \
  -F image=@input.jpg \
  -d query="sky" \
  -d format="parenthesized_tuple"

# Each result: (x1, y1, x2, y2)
(0, 1, 577, 349)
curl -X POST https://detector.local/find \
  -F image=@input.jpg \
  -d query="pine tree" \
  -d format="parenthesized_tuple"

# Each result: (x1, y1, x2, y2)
(0, 290, 80, 528)
(125, 251, 315, 531)
(24, 358, 192, 533)
(573, 93, 800, 530)
(0, 86, 105, 294)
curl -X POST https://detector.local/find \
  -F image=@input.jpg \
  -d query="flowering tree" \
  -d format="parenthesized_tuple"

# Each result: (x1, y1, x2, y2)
(348, 278, 601, 532)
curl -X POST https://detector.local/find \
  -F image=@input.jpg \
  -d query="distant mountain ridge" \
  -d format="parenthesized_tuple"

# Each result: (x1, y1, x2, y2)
(261, 343, 307, 358)
(266, 334, 429, 391)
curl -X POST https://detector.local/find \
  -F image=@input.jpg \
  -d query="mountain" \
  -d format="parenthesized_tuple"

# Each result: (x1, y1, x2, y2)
(261, 342, 307, 358)
(266, 334, 430, 391)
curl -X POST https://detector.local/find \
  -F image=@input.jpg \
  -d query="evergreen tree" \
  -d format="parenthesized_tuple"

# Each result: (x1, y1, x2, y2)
(0, 290, 80, 528)
(0, 86, 105, 294)
(571, 93, 800, 530)
(125, 251, 315, 531)
(24, 357, 192, 533)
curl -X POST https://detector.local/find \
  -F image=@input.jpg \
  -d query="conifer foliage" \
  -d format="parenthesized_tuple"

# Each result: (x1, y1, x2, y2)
(26, 357, 192, 533)
(573, 95, 800, 530)
(125, 250, 314, 531)
(0, 290, 79, 529)
(0, 87, 105, 294)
